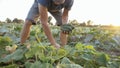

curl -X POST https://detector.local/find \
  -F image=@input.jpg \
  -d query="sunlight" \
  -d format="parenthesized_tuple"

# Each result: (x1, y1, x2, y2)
(0, 0, 120, 26)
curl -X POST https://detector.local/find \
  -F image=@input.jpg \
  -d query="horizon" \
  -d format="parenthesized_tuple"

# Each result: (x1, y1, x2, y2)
(0, 0, 120, 26)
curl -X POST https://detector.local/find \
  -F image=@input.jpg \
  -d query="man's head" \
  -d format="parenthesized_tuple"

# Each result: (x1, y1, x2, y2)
(53, 0, 65, 5)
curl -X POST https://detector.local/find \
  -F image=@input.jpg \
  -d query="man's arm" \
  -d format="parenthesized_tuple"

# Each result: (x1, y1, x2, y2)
(62, 8, 69, 24)
(60, 8, 69, 46)
(38, 4, 60, 48)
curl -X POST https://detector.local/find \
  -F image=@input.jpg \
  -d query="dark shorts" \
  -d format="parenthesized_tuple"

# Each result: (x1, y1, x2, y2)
(26, 0, 62, 26)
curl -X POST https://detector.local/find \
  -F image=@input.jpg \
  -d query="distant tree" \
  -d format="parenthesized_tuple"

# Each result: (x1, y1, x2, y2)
(12, 18, 19, 23)
(70, 20, 79, 25)
(5, 18, 12, 23)
(80, 22, 86, 26)
(12, 18, 24, 23)
(87, 20, 93, 26)
(18, 19, 24, 23)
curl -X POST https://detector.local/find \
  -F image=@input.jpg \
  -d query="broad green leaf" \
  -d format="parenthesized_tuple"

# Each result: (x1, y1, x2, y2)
(30, 61, 41, 68)
(0, 26, 9, 33)
(57, 49, 67, 57)
(107, 61, 120, 68)
(96, 53, 110, 66)
(45, 46, 56, 52)
(81, 53, 94, 61)
(57, 64, 83, 68)
(112, 36, 120, 46)
(0, 54, 12, 63)
(61, 57, 73, 64)
(75, 43, 84, 50)
(11, 49, 24, 60)
(38, 54, 50, 62)
(39, 63, 53, 68)
(25, 61, 33, 68)
(0, 36, 12, 47)
(84, 45, 96, 51)
(84, 62, 96, 68)
(0, 49, 24, 63)
(84, 34, 94, 43)
(25, 45, 45, 59)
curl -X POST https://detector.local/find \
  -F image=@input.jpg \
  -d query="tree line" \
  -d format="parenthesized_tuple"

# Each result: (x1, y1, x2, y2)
(0, 18, 24, 23)
(0, 17, 116, 27)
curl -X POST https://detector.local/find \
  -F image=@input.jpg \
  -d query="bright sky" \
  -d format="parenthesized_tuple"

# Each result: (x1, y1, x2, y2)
(0, 0, 120, 26)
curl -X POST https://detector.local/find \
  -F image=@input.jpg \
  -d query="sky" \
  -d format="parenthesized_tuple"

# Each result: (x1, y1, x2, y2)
(0, 0, 120, 26)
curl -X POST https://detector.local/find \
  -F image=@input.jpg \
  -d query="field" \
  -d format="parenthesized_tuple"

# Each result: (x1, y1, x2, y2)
(0, 23, 120, 68)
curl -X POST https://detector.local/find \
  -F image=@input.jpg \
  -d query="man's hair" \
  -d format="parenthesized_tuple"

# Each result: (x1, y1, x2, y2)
(53, 0, 65, 4)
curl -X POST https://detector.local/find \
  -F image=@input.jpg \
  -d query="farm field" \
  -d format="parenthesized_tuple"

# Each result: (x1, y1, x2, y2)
(0, 22, 120, 68)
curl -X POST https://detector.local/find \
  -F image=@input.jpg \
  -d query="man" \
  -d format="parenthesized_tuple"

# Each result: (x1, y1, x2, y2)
(20, 0, 74, 48)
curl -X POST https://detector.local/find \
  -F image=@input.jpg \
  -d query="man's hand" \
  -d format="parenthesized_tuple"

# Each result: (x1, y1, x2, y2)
(53, 43, 60, 49)
(61, 24, 74, 34)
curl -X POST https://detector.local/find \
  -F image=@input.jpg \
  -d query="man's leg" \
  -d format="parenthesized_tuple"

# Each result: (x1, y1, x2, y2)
(60, 31, 68, 46)
(20, 0, 39, 44)
(50, 11, 68, 46)
(20, 20, 32, 44)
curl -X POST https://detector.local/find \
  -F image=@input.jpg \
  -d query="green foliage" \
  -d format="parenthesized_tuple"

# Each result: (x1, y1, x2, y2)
(1, 42, 114, 68)
(0, 23, 120, 68)
(0, 36, 12, 49)
(0, 46, 28, 63)
(57, 64, 83, 68)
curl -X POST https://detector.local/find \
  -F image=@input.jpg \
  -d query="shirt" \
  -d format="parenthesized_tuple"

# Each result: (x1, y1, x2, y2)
(37, 0, 74, 12)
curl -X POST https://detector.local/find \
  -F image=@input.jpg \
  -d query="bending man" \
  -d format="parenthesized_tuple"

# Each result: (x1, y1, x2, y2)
(20, 0, 74, 48)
